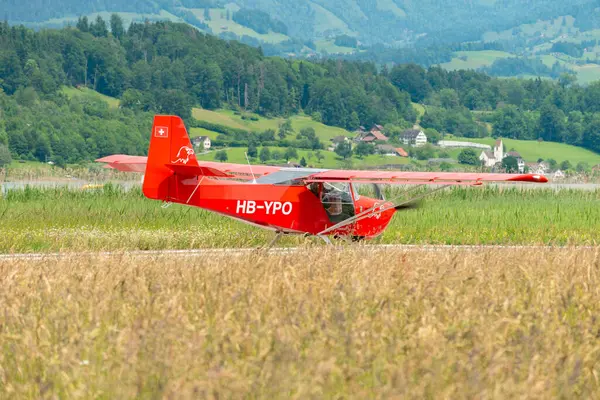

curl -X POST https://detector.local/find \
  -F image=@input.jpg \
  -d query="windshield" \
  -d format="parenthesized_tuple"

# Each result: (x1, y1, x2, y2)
(320, 182, 355, 223)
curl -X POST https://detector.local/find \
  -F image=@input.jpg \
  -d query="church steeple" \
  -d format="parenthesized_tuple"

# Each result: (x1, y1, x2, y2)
(494, 139, 503, 161)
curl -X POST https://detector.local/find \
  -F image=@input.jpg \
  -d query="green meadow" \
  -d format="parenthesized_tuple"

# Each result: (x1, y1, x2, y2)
(191, 108, 353, 141)
(1, 185, 598, 252)
(450, 136, 600, 164)
(441, 50, 514, 71)
(61, 86, 121, 108)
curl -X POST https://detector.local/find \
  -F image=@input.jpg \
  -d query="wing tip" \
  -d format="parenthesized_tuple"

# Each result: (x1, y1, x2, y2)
(508, 174, 549, 183)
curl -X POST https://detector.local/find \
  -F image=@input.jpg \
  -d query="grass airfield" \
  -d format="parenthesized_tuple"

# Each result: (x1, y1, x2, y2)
(1, 186, 599, 252)
(0, 185, 599, 397)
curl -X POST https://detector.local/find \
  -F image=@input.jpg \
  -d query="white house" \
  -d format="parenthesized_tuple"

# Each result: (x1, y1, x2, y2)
(525, 162, 549, 175)
(553, 170, 565, 179)
(506, 151, 525, 173)
(400, 129, 427, 147)
(192, 136, 211, 151)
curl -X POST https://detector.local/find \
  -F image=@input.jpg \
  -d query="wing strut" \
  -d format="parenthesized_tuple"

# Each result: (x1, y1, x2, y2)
(317, 184, 451, 237)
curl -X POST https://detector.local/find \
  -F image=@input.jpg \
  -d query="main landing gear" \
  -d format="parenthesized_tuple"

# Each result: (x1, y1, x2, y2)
(259, 231, 362, 250)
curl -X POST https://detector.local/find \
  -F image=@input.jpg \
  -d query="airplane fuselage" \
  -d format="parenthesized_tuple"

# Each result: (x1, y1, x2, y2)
(149, 176, 395, 238)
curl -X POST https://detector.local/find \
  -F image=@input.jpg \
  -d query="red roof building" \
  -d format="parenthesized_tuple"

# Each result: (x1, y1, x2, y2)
(396, 147, 409, 157)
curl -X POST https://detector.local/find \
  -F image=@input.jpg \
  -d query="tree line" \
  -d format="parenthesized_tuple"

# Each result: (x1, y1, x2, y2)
(0, 18, 415, 129)
(0, 19, 600, 165)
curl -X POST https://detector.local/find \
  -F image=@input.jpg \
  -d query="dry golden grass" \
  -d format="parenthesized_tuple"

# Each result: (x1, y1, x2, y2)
(2, 247, 600, 398)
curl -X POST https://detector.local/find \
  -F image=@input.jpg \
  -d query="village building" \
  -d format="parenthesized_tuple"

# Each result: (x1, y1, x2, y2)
(553, 169, 566, 179)
(506, 151, 525, 173)
(354, 125, 389, 143)
(191, 136, 211, 151)
(331, 135, 350, 144)
(328, 135, 351, 151)
(525, 161, 549, 175)
(478, 140, 525, 173)
(479, 139, 524, 174)
(479, 139, 504, 168)
(375, 144, 409, 157)
(399, 129, 427, 147)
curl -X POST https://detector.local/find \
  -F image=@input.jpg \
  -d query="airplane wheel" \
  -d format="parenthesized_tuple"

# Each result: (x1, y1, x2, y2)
(351, 236, 365, 242)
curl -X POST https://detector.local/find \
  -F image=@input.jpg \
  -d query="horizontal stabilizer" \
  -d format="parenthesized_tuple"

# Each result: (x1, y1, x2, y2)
(95, 155, 148, 173)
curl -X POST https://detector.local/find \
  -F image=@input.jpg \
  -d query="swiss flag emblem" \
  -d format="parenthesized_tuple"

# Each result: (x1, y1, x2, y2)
(154, 126, 169, 138)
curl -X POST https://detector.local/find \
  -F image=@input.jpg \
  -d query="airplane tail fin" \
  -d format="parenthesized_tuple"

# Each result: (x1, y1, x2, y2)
(143, 115, 233, 202)
(142, 115, 200, 201)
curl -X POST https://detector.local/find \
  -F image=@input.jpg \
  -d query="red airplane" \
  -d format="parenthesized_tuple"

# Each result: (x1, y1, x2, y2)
(97, 115, 549, 246)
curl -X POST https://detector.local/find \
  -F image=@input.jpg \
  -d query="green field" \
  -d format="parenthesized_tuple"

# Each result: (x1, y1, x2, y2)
(450, 136, 600, 164)
(412, 102, 425, 122)
(1, 186, 598, 252)
(483, 15, 575, 43)
(451, 14, 600, 84)
(309, 2, 355, 37)
(14, 10, 182, 29)
(189, 127, 221, 140)
(192, 108, 354, 141)
(572, 64, 600, 85)
(188, 8, 289, 44)
(61, 86, 120, 108)
(314, 39, 357, 55)
(441, 50, 514, 71)
(375, 0, 407, 17)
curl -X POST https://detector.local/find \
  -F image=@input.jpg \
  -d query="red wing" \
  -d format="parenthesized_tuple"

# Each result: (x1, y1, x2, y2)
(96, 156, 548, 185)
(96, 156, 282, 180)
(305, 170, 548, 185)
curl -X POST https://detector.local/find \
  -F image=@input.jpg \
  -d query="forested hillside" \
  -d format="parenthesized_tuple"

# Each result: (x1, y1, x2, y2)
(0, 19, 599, 167)
(7, 0, 600, 83)
(3, 0, 597, 46)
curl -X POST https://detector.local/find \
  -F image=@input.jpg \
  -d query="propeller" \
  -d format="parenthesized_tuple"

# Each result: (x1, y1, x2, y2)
(394, 199, 423, 211)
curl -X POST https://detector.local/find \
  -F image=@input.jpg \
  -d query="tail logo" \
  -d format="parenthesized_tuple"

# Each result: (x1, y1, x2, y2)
(172, 146, 196, 164)
(154, 126, 169, 138)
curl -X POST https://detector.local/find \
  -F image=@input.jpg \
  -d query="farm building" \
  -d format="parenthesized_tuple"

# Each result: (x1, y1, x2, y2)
(192, 136, 211, 151)
(328, 135, 351, 151)
(354, 125, 389, 143)
(399, 129, 427, 147)
(376, 144, 409, 157)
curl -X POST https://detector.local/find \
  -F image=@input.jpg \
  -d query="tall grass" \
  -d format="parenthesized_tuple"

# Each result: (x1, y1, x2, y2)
(0, 185, 598, 252)
(1, 248, 600, 398)
(2, 164, 140, 182)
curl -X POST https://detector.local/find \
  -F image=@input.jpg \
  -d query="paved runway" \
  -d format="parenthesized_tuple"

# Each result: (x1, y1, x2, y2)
(0, 244, 597, 261)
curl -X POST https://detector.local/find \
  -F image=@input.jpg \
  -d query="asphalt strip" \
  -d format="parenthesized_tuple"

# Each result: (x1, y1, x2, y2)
(0, 244, 597, 261)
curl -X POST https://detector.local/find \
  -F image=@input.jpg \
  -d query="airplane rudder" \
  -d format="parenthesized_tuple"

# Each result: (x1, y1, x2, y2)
(169, 116, 199, 167)
(143, 115, 175, 200)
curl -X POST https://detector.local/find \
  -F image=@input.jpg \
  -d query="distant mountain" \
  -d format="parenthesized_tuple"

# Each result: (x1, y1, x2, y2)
(6, 0, 600, 82)
(4, 0, 599, 46)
